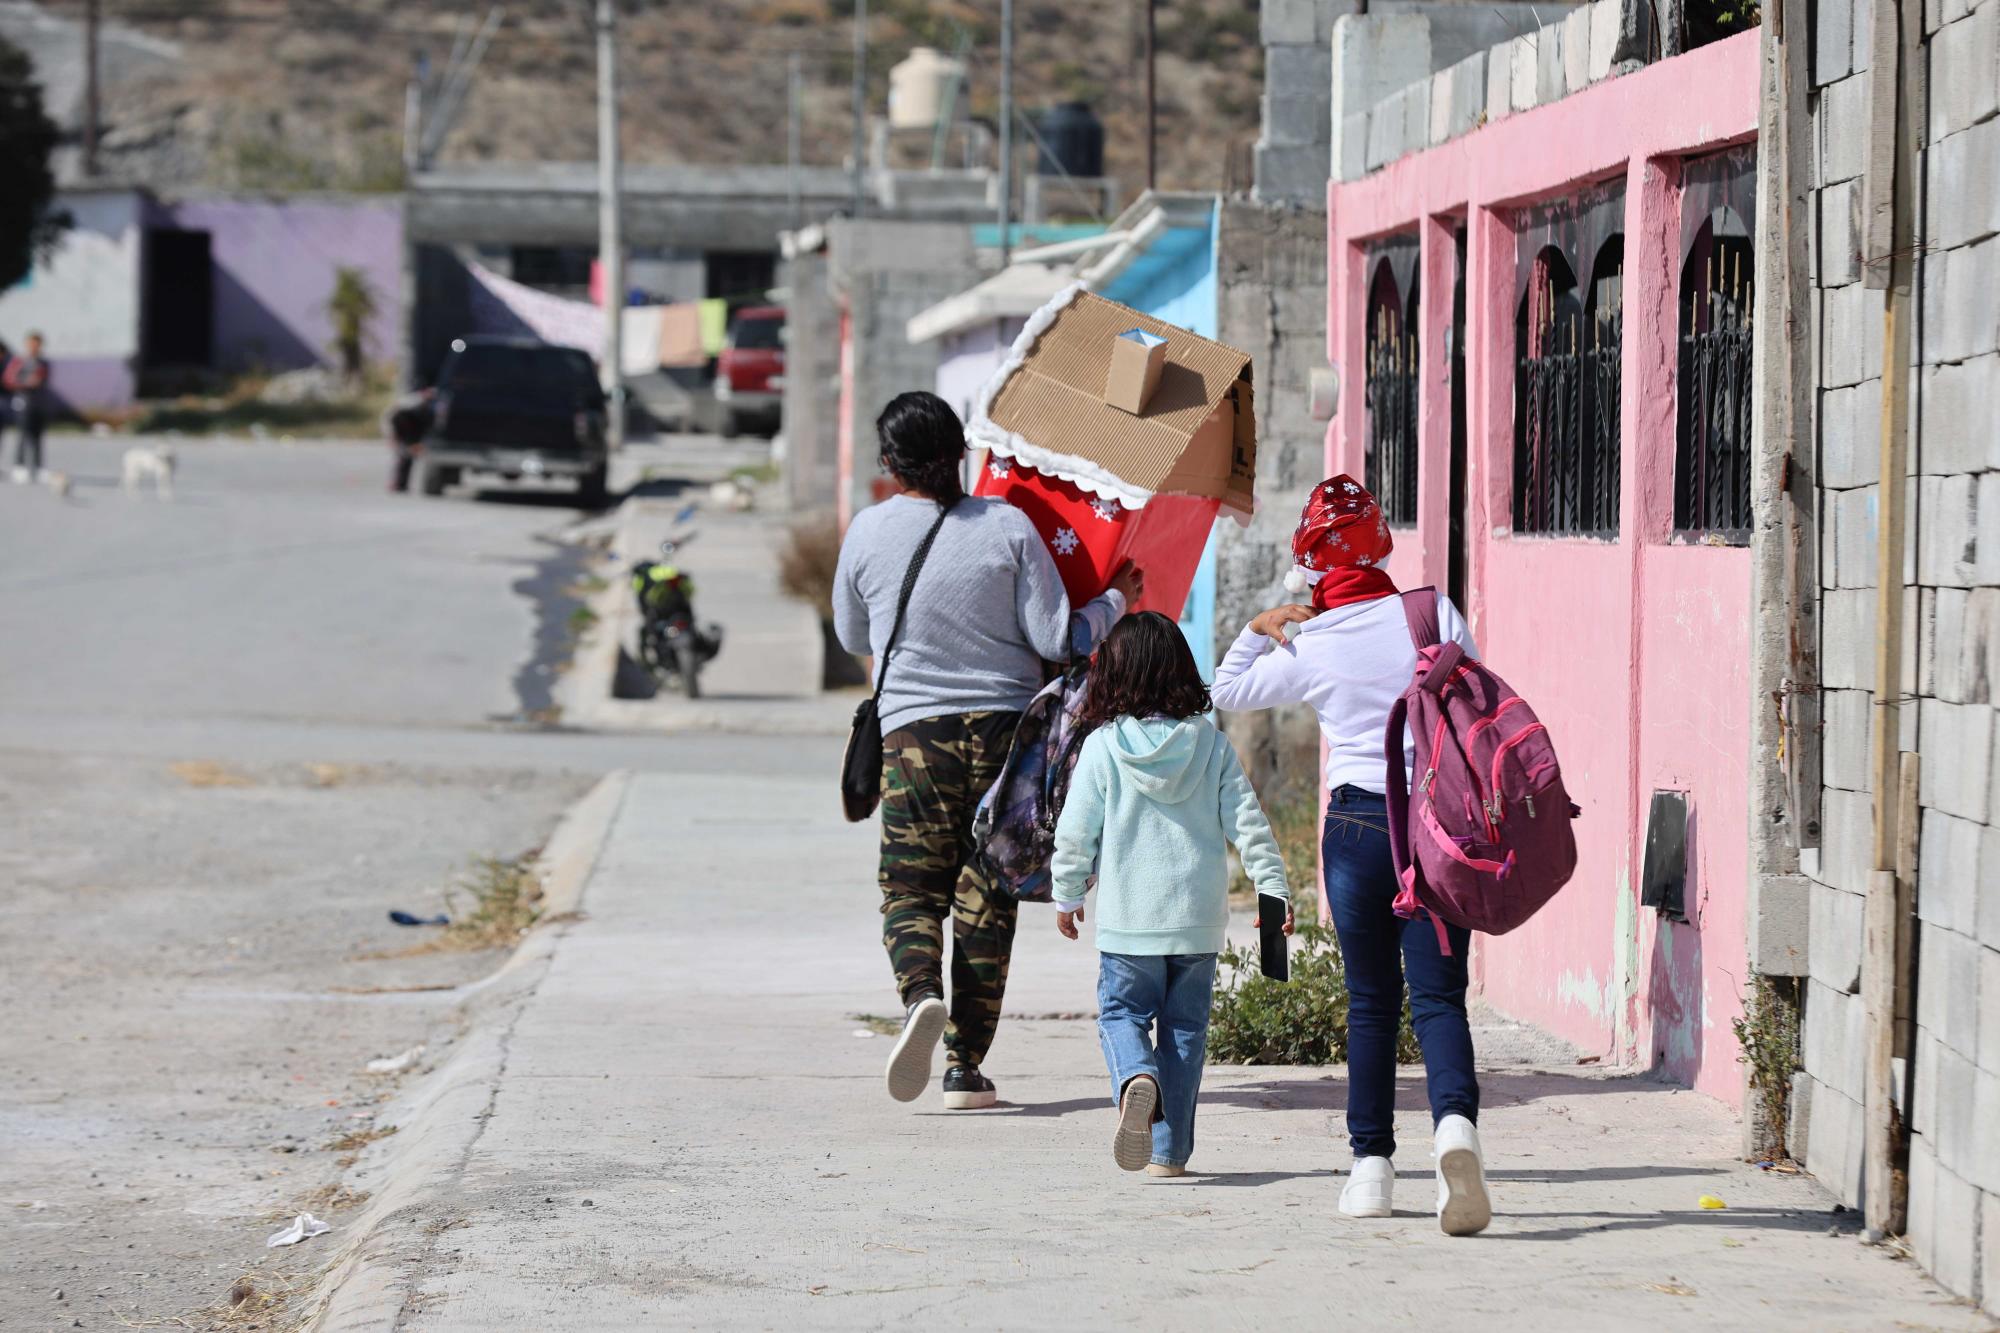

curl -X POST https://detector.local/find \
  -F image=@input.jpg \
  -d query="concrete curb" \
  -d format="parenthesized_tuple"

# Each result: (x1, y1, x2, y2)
(293, 771, 631, 1332)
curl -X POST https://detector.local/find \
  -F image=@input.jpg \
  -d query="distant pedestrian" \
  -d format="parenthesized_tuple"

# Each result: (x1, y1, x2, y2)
(4, 331, 50, 482)
(1211, 475, 1491, 1234)
(834, 390, 1140, 1112)
(1051, 611, 1291, 1177)
(384, 388, 434, 493)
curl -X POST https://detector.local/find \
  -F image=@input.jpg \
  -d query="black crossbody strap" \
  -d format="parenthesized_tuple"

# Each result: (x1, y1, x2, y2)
(873, 501, 953, 696)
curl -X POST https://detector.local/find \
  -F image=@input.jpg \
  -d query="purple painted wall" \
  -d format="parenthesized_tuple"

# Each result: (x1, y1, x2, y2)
(159, 197, 404, 376)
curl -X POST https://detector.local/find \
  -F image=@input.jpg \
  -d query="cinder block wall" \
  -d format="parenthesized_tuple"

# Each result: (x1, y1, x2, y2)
(1795, 0, 2000, 1309)
(780, 247, 841, 516)
(828, 220, 981, 523)
(1213, 200, 1328, 802)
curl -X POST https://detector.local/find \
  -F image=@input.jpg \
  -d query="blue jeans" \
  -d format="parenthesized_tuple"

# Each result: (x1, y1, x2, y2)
(1322, 784, 1478, 1159)
(1096, 952, 1218, 1168)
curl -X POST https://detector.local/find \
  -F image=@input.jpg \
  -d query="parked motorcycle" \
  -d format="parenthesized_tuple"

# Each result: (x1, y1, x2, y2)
(630, 524, 723, 699)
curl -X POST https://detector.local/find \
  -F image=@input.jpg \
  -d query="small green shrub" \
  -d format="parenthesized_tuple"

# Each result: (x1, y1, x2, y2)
(1208, 922, 1419, 1065)
(1733, 968, 1801, 1160)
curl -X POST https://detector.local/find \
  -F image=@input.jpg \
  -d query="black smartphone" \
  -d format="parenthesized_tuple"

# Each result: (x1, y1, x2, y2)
(1258, 893, 1289, 981)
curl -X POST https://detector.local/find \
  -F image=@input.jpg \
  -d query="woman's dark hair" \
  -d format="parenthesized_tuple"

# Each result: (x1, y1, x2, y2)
(876, 390, 967, 504)
(1074, 611, 1211, 731)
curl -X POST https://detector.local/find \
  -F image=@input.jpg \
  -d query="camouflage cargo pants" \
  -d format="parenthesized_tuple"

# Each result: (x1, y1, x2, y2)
(879, 710, 1020, 1070)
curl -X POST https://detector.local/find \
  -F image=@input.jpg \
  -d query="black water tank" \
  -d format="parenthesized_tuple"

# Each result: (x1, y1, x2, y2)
(1035, 102, 1103, 178)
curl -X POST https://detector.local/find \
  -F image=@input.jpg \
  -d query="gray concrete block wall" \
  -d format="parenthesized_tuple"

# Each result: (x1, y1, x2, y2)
(1330, 2, 1599, 180)
(780, 248, 841, 516)
(825, 220, 978, 522)
(1214, 201, 1329, 802)
(1800, 0, 2000, 1307)
(1257, 1, 1345, 205)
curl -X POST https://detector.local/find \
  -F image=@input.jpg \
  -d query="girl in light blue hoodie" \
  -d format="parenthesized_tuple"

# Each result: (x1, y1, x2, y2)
(1053, 612, 1292, 1176)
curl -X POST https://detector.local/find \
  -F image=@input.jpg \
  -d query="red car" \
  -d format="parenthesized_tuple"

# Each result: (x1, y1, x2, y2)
(714, 305, 785, 438)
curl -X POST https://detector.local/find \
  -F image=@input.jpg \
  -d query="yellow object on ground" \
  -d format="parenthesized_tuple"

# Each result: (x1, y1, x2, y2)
(1697, 1194, 1727, 1210)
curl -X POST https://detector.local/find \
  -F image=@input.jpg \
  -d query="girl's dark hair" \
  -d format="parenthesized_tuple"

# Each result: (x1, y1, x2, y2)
(876, 390, 967, 504)
(1074, 611, 1211, 731)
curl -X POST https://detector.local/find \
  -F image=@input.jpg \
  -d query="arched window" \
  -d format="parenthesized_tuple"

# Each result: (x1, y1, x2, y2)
(1675, 146, 1757, 541)
(1364, 235, 1420, 526)
(1513, 182, 1625, 537)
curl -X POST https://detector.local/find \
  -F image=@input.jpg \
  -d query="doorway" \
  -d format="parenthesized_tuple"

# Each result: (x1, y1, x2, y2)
(143, 229, 214, 369)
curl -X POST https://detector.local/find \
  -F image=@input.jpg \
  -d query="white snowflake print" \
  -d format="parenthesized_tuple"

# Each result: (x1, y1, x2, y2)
(1355, 554, 1374, 567)
(1342, 481, 1362, 495)
(1051, 526, 1080, 556)
(1331, 533, 1349, 549)
(1299, 550, 1316, 569)
(1323, 483, 1339, 496)
(988, 457, 1012, 479)
(1089, 497, 1121, 522)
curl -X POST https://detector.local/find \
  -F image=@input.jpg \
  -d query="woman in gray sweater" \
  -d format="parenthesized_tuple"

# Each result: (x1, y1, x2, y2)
(835, 391, 1139, 1110)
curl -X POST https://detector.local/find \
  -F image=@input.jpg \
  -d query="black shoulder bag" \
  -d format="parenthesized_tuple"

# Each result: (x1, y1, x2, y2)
(840, 501, 953, 822)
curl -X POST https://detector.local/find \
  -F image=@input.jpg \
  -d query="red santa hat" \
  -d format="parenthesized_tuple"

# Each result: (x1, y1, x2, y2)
(1282, 475, 1394, 595)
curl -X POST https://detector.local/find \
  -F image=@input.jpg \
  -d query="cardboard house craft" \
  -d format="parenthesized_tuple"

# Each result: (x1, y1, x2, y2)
(966, 284, 1257, 620)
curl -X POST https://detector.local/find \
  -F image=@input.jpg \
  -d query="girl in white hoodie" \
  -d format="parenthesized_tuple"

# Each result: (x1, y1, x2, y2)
(1210, 476, 1492, 1236)
(1052, 611, 1292, 1177)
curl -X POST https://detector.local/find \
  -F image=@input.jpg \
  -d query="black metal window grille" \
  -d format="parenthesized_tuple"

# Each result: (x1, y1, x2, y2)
(1674, 146, 1758, 542)
(1514, 241, 1623, 536)
(1363, 240, 1420, 526)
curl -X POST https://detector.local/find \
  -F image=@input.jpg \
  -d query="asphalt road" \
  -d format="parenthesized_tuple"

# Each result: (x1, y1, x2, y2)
(0, 433, 771, 1330)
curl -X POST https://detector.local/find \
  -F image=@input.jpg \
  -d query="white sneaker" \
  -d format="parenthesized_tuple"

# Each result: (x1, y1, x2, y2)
(9, 467, 26, 485)
(1434, 1114, 1492, 1235)
(1339, 1155, 1394, 1218)
(884, 996, 946, 1103)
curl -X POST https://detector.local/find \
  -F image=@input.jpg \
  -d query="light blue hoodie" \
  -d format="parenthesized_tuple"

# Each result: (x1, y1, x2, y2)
(1051, 715, 1290, 956)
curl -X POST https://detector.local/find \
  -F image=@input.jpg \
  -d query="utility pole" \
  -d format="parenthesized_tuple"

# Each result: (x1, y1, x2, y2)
(82, 0, 100, 176)
(596, 0, 625, 449)
(850, 0, 867, 218)
(1143, 0, 1156, 192)
(788, 51, 803, 229)
(997, 0, 1013, 264)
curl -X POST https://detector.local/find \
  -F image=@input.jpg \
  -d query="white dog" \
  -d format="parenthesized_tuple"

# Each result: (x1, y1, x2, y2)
(122, 445, 176, 499)
(40, 469, 72, 499)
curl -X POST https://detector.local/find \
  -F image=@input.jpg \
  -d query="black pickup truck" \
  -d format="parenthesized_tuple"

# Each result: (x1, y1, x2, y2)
(417, 337, 611, 506)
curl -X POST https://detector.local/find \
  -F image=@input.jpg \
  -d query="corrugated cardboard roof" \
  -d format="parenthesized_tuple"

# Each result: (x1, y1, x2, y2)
(969, 288, 1257, 518)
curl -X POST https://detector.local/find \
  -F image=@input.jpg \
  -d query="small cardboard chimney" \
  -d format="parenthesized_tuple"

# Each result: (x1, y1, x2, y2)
(1104, 327, 1168, 414)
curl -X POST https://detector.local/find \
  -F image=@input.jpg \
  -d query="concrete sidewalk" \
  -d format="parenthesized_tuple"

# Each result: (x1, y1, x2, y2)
(311, 748, 1990, 1332)
(557, 486, 856, 735)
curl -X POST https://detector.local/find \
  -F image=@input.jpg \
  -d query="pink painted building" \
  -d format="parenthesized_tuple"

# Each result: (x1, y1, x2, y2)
(1324, 31, 1761, 1104)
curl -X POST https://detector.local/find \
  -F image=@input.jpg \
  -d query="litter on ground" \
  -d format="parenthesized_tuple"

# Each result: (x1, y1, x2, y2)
(266, 1213, 331, 1248)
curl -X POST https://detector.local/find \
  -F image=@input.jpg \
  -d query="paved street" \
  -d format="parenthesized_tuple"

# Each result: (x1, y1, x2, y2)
(0, 434, 773, 1330)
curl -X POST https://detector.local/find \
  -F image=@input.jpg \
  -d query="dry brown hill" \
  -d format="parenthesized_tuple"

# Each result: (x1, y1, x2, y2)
(69, 0, 1265, 203)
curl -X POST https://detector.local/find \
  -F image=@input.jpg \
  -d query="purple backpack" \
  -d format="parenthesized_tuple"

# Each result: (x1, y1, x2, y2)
(1382, 589, 1579, 955)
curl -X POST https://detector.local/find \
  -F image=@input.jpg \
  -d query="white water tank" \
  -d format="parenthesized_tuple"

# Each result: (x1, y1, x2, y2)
(887, 46, 964, 131)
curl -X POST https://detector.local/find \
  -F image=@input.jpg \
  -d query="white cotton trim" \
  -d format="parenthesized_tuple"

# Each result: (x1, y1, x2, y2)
(1283, 565, 1325, 594)
(965, 281, 1159, 512)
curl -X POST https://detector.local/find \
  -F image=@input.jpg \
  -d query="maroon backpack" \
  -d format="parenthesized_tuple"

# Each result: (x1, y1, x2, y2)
(1382, 589, 1579, 955)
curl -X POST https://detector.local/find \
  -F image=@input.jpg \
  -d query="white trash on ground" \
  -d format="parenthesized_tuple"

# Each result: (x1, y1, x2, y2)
(266, 1213, 331, 1248)
(365, 1044, 426, 1075)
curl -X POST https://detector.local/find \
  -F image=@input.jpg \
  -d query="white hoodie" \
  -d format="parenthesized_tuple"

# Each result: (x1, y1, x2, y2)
(1209, 591, 1478, 794)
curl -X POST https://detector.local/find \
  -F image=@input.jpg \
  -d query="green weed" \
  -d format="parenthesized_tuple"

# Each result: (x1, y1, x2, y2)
(1208, 923, 1418, 1066)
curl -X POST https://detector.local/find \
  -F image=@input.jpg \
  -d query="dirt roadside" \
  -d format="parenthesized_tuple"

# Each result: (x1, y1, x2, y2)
(0, 751, 593, 1331)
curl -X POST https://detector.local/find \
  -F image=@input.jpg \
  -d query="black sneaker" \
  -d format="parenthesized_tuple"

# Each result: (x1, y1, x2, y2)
(941, 1064, 997, 1110)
